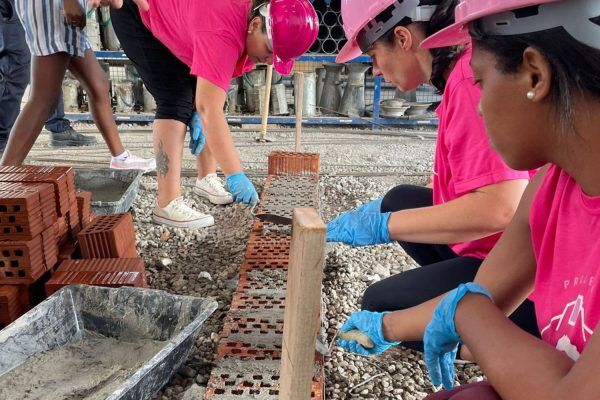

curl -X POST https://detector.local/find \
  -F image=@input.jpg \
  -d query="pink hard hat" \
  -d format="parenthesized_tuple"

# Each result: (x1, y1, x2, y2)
(260, 0, 319, 75)
(337, 0, 438, 63)
(421, 0, 600, 50)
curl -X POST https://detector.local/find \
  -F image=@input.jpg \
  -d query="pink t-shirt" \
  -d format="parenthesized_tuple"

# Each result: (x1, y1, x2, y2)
(433, 47, 531, 259)
(138, 0, 254, 92)
(531, 165, 600, 360)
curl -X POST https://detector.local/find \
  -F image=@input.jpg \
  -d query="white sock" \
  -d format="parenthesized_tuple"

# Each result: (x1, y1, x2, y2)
(113, 150, 129, 161)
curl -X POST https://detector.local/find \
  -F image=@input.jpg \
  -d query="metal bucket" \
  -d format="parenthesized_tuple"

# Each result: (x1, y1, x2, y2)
(339, 63, 370, 117)
(319, 63, 344, 115)
(270, 83, 289, 115)
(115, 80, 135, 113)
(295, 72, 317, 117)
(62, 79, 79, 112)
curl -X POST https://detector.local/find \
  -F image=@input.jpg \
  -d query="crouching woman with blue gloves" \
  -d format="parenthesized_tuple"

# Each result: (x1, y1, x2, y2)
(339, 0, 600, 398)
(329, 0, 540, 353)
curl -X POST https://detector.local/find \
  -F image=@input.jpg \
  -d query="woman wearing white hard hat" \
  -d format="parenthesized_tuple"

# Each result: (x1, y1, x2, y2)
(328, 0, 539, 353)
(110, 0, 318, 228)
(338, 0, 600, 398)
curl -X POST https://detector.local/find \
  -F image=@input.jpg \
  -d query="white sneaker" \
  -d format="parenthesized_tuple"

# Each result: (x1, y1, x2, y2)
(152, 197, 214, 228)
(194, 173, 233, 205)
(110, 150, 156, 172)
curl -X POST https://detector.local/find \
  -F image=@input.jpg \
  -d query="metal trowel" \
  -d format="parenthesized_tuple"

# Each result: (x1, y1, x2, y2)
(256, 213, 293, 225)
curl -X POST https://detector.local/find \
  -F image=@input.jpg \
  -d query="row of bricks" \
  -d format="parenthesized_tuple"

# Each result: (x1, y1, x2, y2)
(207, 153, 323, 399)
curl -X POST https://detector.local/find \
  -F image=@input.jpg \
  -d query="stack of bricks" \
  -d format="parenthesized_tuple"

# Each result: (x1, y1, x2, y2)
(45, 212, 147, 295)
(205, 151, 324, 399)
(0, 166, 77, 327)
(0, 166, 147, 327)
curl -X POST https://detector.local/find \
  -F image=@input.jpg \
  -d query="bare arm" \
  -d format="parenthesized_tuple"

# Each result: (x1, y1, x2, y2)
(382, 169, 546, 342)
(195, 77, 242, 175)
(387, 178, 528, 244)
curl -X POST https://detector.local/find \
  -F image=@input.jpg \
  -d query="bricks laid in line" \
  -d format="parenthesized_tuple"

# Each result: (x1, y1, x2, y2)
(78, 213, 138, 259)
(205, 152, 323, 399)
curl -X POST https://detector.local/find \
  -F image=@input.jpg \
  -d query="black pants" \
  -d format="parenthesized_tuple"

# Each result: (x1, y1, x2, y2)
(110, 0, 196, 124)
(361, 184, 540, 352)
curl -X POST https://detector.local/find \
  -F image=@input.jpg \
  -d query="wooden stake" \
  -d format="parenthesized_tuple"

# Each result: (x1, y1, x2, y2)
(279, 208, 326, 400)
(294, 72, 305, 152)
(259, 64, 274, 142)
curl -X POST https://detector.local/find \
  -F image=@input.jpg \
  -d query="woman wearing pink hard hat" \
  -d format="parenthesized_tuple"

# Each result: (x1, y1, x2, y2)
(109, 0, 318, 229)
(338, 0, 600, 398)
(329, 0, 539, 355)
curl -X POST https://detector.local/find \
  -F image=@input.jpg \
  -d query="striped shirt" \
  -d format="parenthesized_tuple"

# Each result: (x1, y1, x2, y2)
(15, 0, 90, 57)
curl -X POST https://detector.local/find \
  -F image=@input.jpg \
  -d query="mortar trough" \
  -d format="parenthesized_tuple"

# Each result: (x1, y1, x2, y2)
(74, 169, 143, 215)
(0, 285, 218, 400)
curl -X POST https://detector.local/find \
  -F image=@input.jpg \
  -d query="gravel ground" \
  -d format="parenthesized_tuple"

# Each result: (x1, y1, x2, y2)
(27, 125, 484, 399)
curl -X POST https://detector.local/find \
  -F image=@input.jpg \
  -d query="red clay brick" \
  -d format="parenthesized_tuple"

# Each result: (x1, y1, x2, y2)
(45, 269, 146, 296)
(78, 213, 138, 259)
(55, 258, 146, 285)
(0, 285, 21, 326)
(0, 235, 46, 284)
(0, 172, 69, 216)
(76, 190, 92, 228)
(267, 151, 320, 176)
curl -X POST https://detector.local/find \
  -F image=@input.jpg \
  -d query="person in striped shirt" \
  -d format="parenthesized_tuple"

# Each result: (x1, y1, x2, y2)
(0, 0, 155, 171)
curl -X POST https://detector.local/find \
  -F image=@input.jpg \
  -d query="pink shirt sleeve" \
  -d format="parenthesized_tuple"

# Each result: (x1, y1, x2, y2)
(444, 79, 530, 196)
(191, 32, 241, 92)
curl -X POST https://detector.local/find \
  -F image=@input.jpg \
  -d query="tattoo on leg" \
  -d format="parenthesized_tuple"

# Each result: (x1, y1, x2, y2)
(156, 141, 170, 177)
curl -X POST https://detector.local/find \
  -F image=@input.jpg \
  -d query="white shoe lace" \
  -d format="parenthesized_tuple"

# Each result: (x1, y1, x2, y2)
(170, 197, 203, 219)
(204, 174, 228, 195)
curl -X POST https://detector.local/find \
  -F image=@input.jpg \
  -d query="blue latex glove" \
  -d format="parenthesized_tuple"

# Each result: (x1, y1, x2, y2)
(326, 211, 391, 246)
(424, 283, 494, 390)
(226, 172, 259, 205)
(337, 310, 400, 355)
(188, 112, 205, 156)
(356, 198, 383, 213)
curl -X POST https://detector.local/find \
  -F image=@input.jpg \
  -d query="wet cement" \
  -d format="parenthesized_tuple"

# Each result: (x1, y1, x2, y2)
(75, 175, 130, 202)
(0, 331, 165, 400)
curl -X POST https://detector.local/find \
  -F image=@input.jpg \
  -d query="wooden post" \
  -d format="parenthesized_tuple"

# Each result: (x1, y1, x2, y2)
(279, 208, 326, 400)
(294, 72, 304, 152)
(259, 64, 274, 142)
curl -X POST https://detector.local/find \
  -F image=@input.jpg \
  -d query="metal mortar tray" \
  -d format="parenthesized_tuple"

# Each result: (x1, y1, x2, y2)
(0, 285, 218, 400)
(74, 168, 143, 215)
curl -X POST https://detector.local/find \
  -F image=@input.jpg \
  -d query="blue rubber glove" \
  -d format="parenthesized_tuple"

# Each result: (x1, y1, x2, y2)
(226, 172, 259, 205)
(356, 198, 383, 213)
(337, 310, 400, 355)
(326, 211, 391, 246)
(424, 283, 494, 390)
(188, 112, 205, 156)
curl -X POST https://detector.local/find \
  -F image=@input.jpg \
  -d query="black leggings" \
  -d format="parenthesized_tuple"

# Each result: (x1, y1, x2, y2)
(361, 184, 540, 352)
(110, 0, 196, 124)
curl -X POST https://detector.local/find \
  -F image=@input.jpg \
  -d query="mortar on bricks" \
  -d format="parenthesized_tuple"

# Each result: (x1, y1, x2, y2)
(0, 285, 217, 400)
(74, 169, 142, 215)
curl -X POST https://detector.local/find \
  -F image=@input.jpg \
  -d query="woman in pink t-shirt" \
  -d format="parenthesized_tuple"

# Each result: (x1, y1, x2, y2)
(327, 0, 538, 354)
(109, 0, 317, 228)
(338, 0, 600, 398)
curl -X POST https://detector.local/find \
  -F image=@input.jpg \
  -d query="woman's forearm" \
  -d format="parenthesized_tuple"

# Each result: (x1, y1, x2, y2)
(387, 179, 527, 244)
(201, 109, 242, 175)
(456, 294, 575, 400)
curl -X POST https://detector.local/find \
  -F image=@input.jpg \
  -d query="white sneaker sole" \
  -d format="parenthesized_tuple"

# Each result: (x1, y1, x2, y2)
(152, 213, 215, 228)
(110, 163, 156, 173)
(194, 186, 234, 205)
